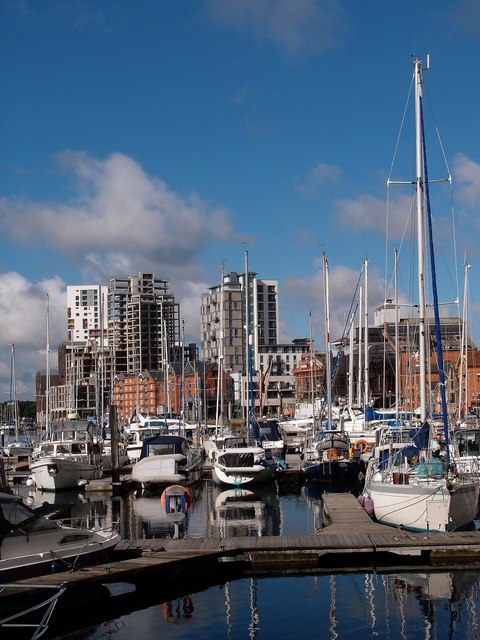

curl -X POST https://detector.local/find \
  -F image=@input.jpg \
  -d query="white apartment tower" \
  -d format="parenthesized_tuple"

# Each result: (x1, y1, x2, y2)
(67, 285, 108, 343)
(200, 270, 279, 375)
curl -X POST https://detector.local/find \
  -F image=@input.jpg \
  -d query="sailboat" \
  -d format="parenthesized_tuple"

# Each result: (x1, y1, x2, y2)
(301, 255, 366, 484)
(362, 57, 479, 532)
(29, 296, 103, 491)
(1, 344, 34, 458)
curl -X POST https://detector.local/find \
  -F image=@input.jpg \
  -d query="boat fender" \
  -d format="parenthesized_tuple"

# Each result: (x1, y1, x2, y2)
(353, 439, 369, 454)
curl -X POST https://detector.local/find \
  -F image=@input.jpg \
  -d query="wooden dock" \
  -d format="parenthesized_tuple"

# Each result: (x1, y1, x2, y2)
(6, 492, 480, 587)
(3, 491, 480, 638)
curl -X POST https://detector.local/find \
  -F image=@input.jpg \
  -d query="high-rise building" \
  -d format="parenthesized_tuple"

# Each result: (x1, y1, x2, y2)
(200, 270, 279, 375)
(108, 272, 180, 376)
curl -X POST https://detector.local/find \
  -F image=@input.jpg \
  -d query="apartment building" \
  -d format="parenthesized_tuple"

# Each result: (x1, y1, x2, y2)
(67, 285, 108, 343)
(108, 272, 180, 376)
(200, 270, 279, 374)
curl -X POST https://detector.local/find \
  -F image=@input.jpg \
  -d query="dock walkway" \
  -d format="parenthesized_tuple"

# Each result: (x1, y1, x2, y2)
(3, 492, 480, 633)
(8, 492, 480, 585)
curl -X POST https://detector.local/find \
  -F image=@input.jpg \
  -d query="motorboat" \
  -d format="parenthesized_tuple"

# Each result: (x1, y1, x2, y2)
(29, 420, 103, 491)
(125, 425, 168, 464)
(451, 426, 480, 478)
(277, 417, 312, 453)
(211, 436, 277, 488)
(131, 434, 204, 488)
(125, 413, 175, 463)
(0, 491, 120, 581)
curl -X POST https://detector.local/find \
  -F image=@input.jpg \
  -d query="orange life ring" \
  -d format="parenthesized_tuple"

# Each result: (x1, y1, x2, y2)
(353, 439, 369, 453)
(161, 485, 192, 514)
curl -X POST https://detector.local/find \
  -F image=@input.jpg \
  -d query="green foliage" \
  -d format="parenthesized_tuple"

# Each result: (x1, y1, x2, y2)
(0, 400, 36, 422)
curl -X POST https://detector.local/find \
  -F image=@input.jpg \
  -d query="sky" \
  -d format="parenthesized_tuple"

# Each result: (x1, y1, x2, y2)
(2, 0, 480, 402)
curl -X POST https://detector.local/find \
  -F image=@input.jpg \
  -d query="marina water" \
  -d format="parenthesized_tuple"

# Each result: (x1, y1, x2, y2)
(17, 480, 480, 639)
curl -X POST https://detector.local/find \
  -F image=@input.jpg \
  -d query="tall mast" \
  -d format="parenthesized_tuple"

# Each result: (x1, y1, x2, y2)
(215, 262, 225, 434)
(459, 260, 470, 420)
(348, 315, 355, 408)
(394, 248, 400, 422)
(244, 249, 254, 431)
(357, 285, 362, 406)
(323, 254, 332, 428)
(414, 57, 428, 422)
(309, 310, 315, 435)
(9, 344, 18, 439)
(363, 259, 369, 408)
(45, 293, 51, 438)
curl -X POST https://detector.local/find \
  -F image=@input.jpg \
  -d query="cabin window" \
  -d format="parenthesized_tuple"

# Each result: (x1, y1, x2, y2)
(148, 444, 175, 456)
(1, 501, 57, 535)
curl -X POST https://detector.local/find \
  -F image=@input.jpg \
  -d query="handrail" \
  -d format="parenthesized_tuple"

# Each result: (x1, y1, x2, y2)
(0, 582, 66, 639)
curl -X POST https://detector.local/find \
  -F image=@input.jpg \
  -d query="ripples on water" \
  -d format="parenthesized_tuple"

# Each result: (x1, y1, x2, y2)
(18, 480, 480, 639)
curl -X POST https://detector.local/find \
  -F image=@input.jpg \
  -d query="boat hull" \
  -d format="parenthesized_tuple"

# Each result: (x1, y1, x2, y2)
(211, 463, 275, 487)
(367, 478, 479, 532)
(0, 527, 120, 582)
(303, 459, 365, 483)
(131, 455, 203, 487)
(29, 456, 102, 491)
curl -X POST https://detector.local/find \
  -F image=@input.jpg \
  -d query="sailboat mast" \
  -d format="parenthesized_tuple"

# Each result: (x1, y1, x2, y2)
(215, 262, 225, 434)
(309, 310, 315, 435)
(357, 285, 362, 406)
(394, 248, 400, 422)
(459, 261, 470, 420)
(323, 254, 332, 428)
(244, 249, 254, 431)
(348, 316, 355, 408)
(414, 58, 428, 422)
(45, 293, 51, 438)
(363, 259, 369, 409)
(9, 344, 18, 440)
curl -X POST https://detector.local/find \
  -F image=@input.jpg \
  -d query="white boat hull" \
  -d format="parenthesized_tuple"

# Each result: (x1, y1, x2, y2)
(0, 492, 121, 581)
(211, 463, 275, 487)
(30, 456, 102, 491)
(1, 525, 121, 580)
(367, 478, 479, 532)
(131, 454, 203, 487)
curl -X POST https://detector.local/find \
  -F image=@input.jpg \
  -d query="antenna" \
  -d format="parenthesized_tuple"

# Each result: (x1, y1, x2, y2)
(426, 54, 430, 70)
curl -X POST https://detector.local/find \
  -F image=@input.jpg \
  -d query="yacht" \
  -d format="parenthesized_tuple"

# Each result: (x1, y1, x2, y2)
(29, 419, 103, 491)
(0, 491, 120, 581)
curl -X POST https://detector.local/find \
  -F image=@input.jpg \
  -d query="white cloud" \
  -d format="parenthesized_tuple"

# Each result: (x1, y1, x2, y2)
(336, 193, 414, 240)
(0, 152, 242, 400)
(0, 273, 66, 400)
(204, 0, 347, 55)
(297, 162, 342, 197)
(0, 151, 236, 284)
(453, 153, 480, 208)
(282, 261, 387, 346)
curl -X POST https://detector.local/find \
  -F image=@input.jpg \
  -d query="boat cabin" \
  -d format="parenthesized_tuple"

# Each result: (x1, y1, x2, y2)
(139, 434, 190, 460)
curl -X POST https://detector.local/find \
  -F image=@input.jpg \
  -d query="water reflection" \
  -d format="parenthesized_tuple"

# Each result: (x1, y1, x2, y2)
(52, 569, 480, 640)
(21, 478, 326, 541)
(212, 489, 267, 537)
(16, 481, 480, 639)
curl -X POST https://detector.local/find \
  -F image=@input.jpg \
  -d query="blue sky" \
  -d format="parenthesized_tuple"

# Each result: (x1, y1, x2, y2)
(1, 0, 480, 401)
